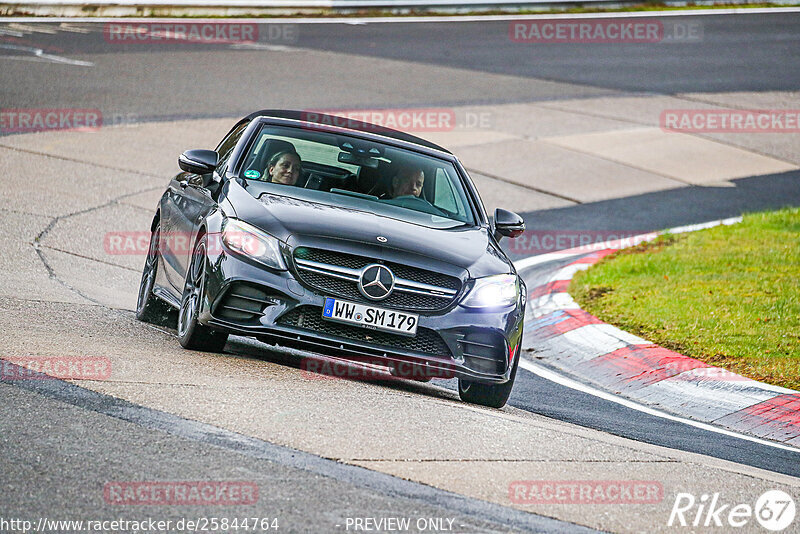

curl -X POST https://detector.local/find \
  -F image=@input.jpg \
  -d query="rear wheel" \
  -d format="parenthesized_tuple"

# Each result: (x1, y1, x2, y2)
(458, 352, 519, 408)
(136, 223, 174, 326)
(177, 235, 228, 352)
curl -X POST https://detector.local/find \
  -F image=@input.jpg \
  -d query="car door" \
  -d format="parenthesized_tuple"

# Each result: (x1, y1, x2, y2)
(172, 122, 250, 287)
(159, 172, 192, 292)
(171, 172, 219, 285)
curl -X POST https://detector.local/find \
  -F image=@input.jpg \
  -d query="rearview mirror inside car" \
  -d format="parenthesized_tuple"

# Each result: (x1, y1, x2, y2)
(338, 151, 379, 169)
(494, 208, 525, 240)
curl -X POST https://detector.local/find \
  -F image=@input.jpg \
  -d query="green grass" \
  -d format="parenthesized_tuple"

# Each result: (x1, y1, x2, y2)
(570, 207, 800, 390)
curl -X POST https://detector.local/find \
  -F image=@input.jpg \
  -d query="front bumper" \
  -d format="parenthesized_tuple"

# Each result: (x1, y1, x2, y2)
(199, 243, 524, 384)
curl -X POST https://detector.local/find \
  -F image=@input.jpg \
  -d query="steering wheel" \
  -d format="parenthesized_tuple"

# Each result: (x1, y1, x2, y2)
(304, 172, 324, 190)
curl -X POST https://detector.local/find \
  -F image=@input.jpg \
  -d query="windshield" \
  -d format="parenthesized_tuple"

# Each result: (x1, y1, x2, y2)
(236, 124, 477, 229)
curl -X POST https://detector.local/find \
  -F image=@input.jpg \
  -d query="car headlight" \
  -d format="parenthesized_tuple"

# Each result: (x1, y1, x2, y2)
(461, 274, 519, 309)
(222, 218, 287, 270)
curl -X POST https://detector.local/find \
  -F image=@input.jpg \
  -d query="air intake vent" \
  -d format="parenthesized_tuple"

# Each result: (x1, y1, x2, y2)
(214, 283, 276, 322)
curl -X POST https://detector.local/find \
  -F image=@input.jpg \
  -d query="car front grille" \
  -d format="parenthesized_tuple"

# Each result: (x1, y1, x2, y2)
(277, 306, 452, 358)
(292, 247, 462, 312)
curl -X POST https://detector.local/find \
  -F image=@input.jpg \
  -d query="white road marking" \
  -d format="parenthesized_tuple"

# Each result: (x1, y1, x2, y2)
(514, 249, 586, 271)
(666, 216, 742, 235)
(2, 8, 800, 24)
(0, 43, 93, 66)
(228, 43, 301, 51)
(58, 23, 92, 33)
(8, 22, 59, 34)
(561, 323, 647, 352)
(675, 367, 798, 395)
(0, 26, 25, 37)
(634, 374, 787, 422)
(550, 262, 590, 281)
(0, 56, 53, 63)
(518, 358, 800, 454)
(527, 292, 580, 318)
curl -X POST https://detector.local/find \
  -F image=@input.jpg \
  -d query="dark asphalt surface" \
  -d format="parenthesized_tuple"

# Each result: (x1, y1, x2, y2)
(0, 375, 588, 533)
(433, 358, 800, 477)
(2, 13, 799, 119)
(436, 254, 800, 478)
(510, 170, 800, 244)
(294, 15, 800, 94)
(1, 12, 799, 532)
(509, 371, 800, 477)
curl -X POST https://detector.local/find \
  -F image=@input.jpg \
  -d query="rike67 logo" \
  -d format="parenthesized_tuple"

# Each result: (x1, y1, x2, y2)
(668, 490, 795, 531)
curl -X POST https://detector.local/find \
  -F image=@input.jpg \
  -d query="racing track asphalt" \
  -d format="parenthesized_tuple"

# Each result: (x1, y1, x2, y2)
(437, 255, 800, 478)
(2, 13, 799, 117)
(0, 370, 587, 533)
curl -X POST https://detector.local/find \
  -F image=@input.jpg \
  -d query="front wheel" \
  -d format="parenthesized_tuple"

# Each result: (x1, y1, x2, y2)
(458, 352, 519, 408)
(177, 235, 228, 352)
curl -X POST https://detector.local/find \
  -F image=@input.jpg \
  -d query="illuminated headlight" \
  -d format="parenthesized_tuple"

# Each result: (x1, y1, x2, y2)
(461, 274, 519, 309)
(222, 218, 287, 270)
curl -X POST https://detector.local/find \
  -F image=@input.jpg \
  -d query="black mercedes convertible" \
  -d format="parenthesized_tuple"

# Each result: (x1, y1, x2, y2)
(136, 110, 526, 407)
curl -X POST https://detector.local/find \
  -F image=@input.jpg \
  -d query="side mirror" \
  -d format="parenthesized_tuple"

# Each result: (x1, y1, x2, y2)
(178, 149, 219, 175)
(494, 208, 525, 240)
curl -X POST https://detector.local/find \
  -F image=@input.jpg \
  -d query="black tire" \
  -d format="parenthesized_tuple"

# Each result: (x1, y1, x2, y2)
(458, 352, 519, 408)
(177, 235, 228, 352)
(136, 223, 175, 326)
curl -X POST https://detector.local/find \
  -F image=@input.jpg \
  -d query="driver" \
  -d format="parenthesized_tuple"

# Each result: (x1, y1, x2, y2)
(266, 150, 302, 185)
(389, 166, 424, 198)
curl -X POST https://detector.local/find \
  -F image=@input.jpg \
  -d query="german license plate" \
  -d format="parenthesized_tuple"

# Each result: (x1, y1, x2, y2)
(322, 297, 418, 337)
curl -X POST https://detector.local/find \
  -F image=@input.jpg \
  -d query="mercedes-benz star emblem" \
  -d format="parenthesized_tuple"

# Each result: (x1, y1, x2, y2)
(358, 264, 395, 300)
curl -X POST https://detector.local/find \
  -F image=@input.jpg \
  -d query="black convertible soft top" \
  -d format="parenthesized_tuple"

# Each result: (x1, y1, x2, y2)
(244, 109, 452, 154)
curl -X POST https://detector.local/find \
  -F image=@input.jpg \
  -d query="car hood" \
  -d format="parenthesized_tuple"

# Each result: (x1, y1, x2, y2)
(223, 180, 512, 276)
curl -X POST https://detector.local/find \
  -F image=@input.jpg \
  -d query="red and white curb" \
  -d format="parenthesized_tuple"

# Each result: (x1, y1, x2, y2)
(514, 217, 800, 449)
